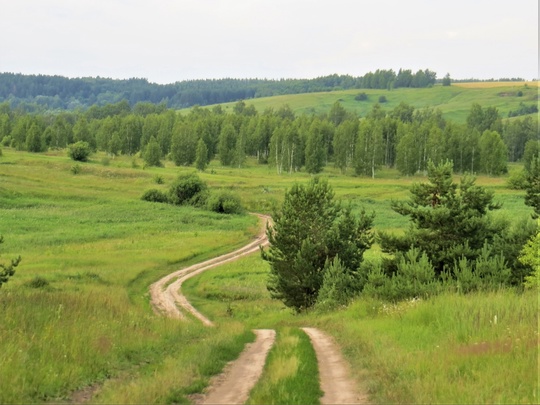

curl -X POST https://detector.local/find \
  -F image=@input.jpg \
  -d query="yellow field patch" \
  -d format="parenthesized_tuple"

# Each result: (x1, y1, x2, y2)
(453, 81, 538, 88)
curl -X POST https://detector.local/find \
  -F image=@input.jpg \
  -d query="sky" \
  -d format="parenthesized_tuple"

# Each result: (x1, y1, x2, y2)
(1, 0, 538, 84)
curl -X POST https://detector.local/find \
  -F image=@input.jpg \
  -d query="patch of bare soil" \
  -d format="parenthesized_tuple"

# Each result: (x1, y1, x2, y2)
(302, 327, 369, 404)
(192, 329, 276, 405)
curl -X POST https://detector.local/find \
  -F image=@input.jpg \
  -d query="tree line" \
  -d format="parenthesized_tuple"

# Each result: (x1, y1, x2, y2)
(1, 98, 537, 178)
(0, 69, 439, 112)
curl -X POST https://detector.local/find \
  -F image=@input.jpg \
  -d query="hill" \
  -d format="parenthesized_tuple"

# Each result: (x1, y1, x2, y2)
(203, 81, 539, 123)
(0, 69, 441, 111)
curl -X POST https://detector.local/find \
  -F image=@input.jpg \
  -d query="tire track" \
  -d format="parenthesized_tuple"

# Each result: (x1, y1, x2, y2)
(149, 213, 270, 324)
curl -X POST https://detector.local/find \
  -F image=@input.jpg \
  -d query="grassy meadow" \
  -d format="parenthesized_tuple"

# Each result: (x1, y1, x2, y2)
(0, 147, 537, 403)
(189, 81, 539, 123)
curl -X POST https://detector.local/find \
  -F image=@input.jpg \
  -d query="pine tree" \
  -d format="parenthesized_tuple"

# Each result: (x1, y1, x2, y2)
(379, 160, 507, 276)
(262, 178, 374, 311)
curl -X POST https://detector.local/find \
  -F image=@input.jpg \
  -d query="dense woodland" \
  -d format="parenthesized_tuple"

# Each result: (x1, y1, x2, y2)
(0, 98, 538, 178)
(0, 69, 438, 111)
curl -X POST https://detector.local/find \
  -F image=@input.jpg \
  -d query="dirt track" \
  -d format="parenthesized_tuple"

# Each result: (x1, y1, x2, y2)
(149, 214, 270, 325)
(150, 213, 366, 404)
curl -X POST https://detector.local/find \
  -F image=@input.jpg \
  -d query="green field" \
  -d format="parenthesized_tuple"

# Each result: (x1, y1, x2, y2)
(185, 81, 539, 123)
(0, 144, 537, 403)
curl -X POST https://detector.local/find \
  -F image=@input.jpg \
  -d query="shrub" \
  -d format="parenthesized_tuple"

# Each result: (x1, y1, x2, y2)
(506, 169, 527, 189)
(26, 276, 50, 289)
(168, 173, 207, 206)
(141, 189, 169, 203)
(364, 248, 438, 301)
(153, 174, 165, 184)
(70, 164, 82, 175)
(378, 95, 388, 103)
(315, 257, 359, 311)
(207, 191, 244, 214)
(355, 92, 368, 101)
(1, 136, 11, 146)
(67, 141, 91, 162)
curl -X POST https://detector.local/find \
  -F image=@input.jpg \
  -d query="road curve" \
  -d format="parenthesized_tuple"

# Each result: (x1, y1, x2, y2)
(149, 213, 270, 326)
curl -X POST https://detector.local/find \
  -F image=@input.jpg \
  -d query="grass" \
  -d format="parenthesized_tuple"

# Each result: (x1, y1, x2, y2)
(184, 252, 538, 404)
(247, 327, 322, 405)
(0, 149, 258, 403)
(181, 81, 539, 123)
(0, 148, 537, 403)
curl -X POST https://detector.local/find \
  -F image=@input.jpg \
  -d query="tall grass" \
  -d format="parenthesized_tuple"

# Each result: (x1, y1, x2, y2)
(183, 250, 538, 404)
(1, 148, 536, 403)
(0, 149, 258, 402)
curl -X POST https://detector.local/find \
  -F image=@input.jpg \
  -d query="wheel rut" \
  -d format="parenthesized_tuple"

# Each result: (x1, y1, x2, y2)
(149, 213, 366, 404)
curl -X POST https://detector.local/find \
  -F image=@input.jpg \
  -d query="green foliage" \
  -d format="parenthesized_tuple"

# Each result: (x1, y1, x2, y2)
(354, 92, 368, 101)
(25, 276, 50, 289)
(508, 102, 538, 118)
(262, 178, 374, 311)
(524, 156, 540, 218)
(168, 173, 208, 206)
(0, 236, 21, 288)
(195, 138, 209, 171)
(379, 160, 519, 286)
(70, 163, 81, 175)
(206, 191, 244, 214)
(67, 141, 91, 162)
(520, 224, 540, 289)
(442, 73, 452, 86)
(315, 256, 360, 310)
(364, 248, 438, 301)
(378, 95, 388, 103)
(143, 136, 162, 167)
(478, 130, 507, 175)
(141, 188, 169, 203)
(153, 174, 164, 184)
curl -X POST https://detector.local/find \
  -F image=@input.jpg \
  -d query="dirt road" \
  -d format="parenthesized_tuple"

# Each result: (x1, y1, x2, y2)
(302, 327, 367, 404)
(150, 214, 270, 325)
(195, 329, 276, 405)
(149, 213, 366, 404)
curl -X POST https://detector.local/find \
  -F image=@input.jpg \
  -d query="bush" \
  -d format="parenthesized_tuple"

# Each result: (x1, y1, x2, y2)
(506, 169, 527, 189)
(207, 191, 244, 214)
(70, 164, 82, 175)
(153, 174, 165, 184)
(364, 248, 438, 301)
(355, 92, 368, 101)
(1, 136, 11, 146)
(67, 141, 91, 162)
(168, 173, 208, 206)
(378, 95, 388, 103)
(141, 189, 169, 203)
(26, 276, 50, 289)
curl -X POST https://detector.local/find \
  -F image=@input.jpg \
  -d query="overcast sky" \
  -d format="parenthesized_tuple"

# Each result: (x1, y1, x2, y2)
(1, 0, 538, 84)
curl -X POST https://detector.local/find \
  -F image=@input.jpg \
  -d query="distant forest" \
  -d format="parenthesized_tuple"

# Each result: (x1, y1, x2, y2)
(0, 69, 439, 111)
